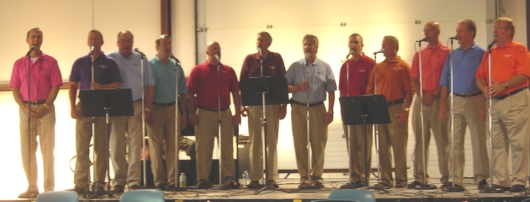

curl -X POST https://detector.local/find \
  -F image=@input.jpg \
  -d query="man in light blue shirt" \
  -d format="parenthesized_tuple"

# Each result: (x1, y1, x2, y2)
(285, 34, 336, 189)
(438, 19, 489, 190)
(108, 30, 155, 192)
(147, 34, 189, 190)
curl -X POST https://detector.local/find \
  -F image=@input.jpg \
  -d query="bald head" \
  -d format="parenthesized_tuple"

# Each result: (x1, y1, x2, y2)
(423, 21, 441, 43)
(206, 41, 221, 64)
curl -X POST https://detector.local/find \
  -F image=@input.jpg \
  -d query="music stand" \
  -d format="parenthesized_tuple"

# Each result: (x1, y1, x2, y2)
(240, 76, 290, 194)
(79, 89, 134, 197)
(339, 94, 390, 188)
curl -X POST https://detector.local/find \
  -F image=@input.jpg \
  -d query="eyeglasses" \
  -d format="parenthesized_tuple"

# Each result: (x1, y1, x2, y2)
(493, 26, 508, 31)
(423, 29, 433, 33)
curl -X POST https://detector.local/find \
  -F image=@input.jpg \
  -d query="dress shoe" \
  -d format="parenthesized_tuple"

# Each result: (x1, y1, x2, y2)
(298, 182, 311, 189)
(267, 180, 279, 188)
(247, 181, 260, 189)
(18, 191, 39, 198)
(313, 181, 325, 189)
(510, 185, 526, 192)
(111, 185, 124, 194)
(197, 181, 212, 189)
(222, 181, 239, 189)
(340, 181, 364, 189)
(477, 179, 487, 189)
(482, 184, 509, 192)
(441, 182, 464, 191)
(373, 182, 390, 190)
(440, 182, 452, 188)
(156, 183, 166, 190)
(407, 180, 422, 189)
(394, 181, 407, 188)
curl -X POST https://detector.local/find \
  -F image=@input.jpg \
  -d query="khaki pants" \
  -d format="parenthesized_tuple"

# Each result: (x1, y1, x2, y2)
(342, 124, 372, 183)
(146, 104, 183, 186)
(446, 95, 489, 185)
(291, 104, 327, 183)
(74, 102, 108, 188)
(247, 105, 280, 181)
(490, 90, 530, 186)
(195, 108, 236, 185)
(411, 95, 449, 184)
(377, 104, 408, 187)
(19, 104, 55, 192)
(110, 101, 143, 187)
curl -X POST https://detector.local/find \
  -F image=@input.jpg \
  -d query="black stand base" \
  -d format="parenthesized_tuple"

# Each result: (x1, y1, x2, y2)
(165, 186, 187, 191)
(479, 187, 506, 193)
(84, 191, 114, 199)
(254, 185, 292, 194)
(443, 186, 466, 192)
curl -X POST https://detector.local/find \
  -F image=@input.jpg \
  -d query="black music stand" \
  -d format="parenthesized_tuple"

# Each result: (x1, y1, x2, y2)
(339, 94, 390, 188)
(240, 76, 290, 194)
(79, 89, 133, 197)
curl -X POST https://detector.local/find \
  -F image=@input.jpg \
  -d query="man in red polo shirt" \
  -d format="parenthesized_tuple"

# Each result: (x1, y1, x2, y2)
(409, 21, 451, 189)
(338, 33, 375, 189)
(240, 31, 286, 188)
(476, 17, 530, 192)
(187, 41, 242, 189)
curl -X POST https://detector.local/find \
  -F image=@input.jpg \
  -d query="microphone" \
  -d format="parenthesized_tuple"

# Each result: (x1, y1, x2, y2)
(170, 54, 181, 65)
(449, 36, 459, 40)
(214, 54, 220, 63)
(416, 37, 428, 42)
(134, 48, 146, 58)
(373, 49, 385, 54)
(304, 52, 311, 66)
(257, 47, 263, 58)
(346, 50, 353, 59)
(90, 44, 95, 55)
(26, 45, 35, 56)
(487, 39, 497, 49)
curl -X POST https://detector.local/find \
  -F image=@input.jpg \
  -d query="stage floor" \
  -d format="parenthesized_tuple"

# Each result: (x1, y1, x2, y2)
(4, 178, 530, 202)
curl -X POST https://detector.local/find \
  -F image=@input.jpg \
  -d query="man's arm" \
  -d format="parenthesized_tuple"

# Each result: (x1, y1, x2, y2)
(144, 85, 155, 126)
(188, 93, 198, 125)
(489, 74, 527, 97)
(232, 91, 242, 127)
(69, 82, 80, 119)
(179, 93, 189, 128)
(33, 85, 60, 118)
(12, 88, 29, 116)
(476, 77, 489, 98)
(438, 86, 449, 122)
(325, 91, 335, 125)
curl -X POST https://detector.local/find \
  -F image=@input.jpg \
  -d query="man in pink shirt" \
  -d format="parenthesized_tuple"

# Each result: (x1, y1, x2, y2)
(10, 28, 63, 198)
(408, 21, 450, 189)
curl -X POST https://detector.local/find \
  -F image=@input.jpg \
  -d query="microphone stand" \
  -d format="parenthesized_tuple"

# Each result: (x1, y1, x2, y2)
(370, 52, 383, 190)
(480, 40, 503, 193)
(445, 37, 465, 192)
(210, 56, 229, 190)
(26, 48, 32, 196)
(134, 48, 148, 188)
(166, 55, 186, 191)
(414, 39, 434, 190)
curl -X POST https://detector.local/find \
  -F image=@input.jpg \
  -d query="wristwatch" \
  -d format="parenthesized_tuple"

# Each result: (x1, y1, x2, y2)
(403, 107, 410, 112)
(327, 111, 334, 114)
(503, 81, 509, 88)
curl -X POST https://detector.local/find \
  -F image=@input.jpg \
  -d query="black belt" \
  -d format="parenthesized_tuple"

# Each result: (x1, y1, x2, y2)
(290, 99, 324, 107)
(453, 91, 481, 98)
(134, 99, 142, 102)
(387, 99, 404, 106)
(153, 101, 175, 106)
(494, 87, 528, 100)
(197, 106, 229, 111)
(24, 100, 46, 105)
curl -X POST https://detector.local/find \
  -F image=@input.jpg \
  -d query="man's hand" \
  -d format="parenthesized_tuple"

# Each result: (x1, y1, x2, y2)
(180, 114, 188, 129)
(421, 93, 434, 106)
(396, 110, 409, 125)
(31, 105, 48, 118)
(91, 82, 104, 89)
(232, 114, 241, 127)
(298, 81, 309, 91)
(325, 112, 333, 125)
(488, 81, 505, 97)
(189, 113, 199, 126)
(71, 108, 81, 119)
(241, 107, 249, 117)
(145, 110, 154, 127)
(278, 105, 287, 120)
(439, 105, 448, 122)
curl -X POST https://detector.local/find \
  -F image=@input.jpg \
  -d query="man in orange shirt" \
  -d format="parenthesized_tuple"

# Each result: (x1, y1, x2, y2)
(366, 35, 412, 189)
(475, 17, 530, 193)
(408, 21, 450, 189)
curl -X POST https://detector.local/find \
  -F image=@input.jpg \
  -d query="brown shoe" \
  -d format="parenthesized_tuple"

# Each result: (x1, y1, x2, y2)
(394, 181, 407, 188)
(267, 180, 279, 188)
(313, 181, 325, 189)
(298, 182, 311, 189)
(247, 181, 260, 189)
(510, 185, 525, 192)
